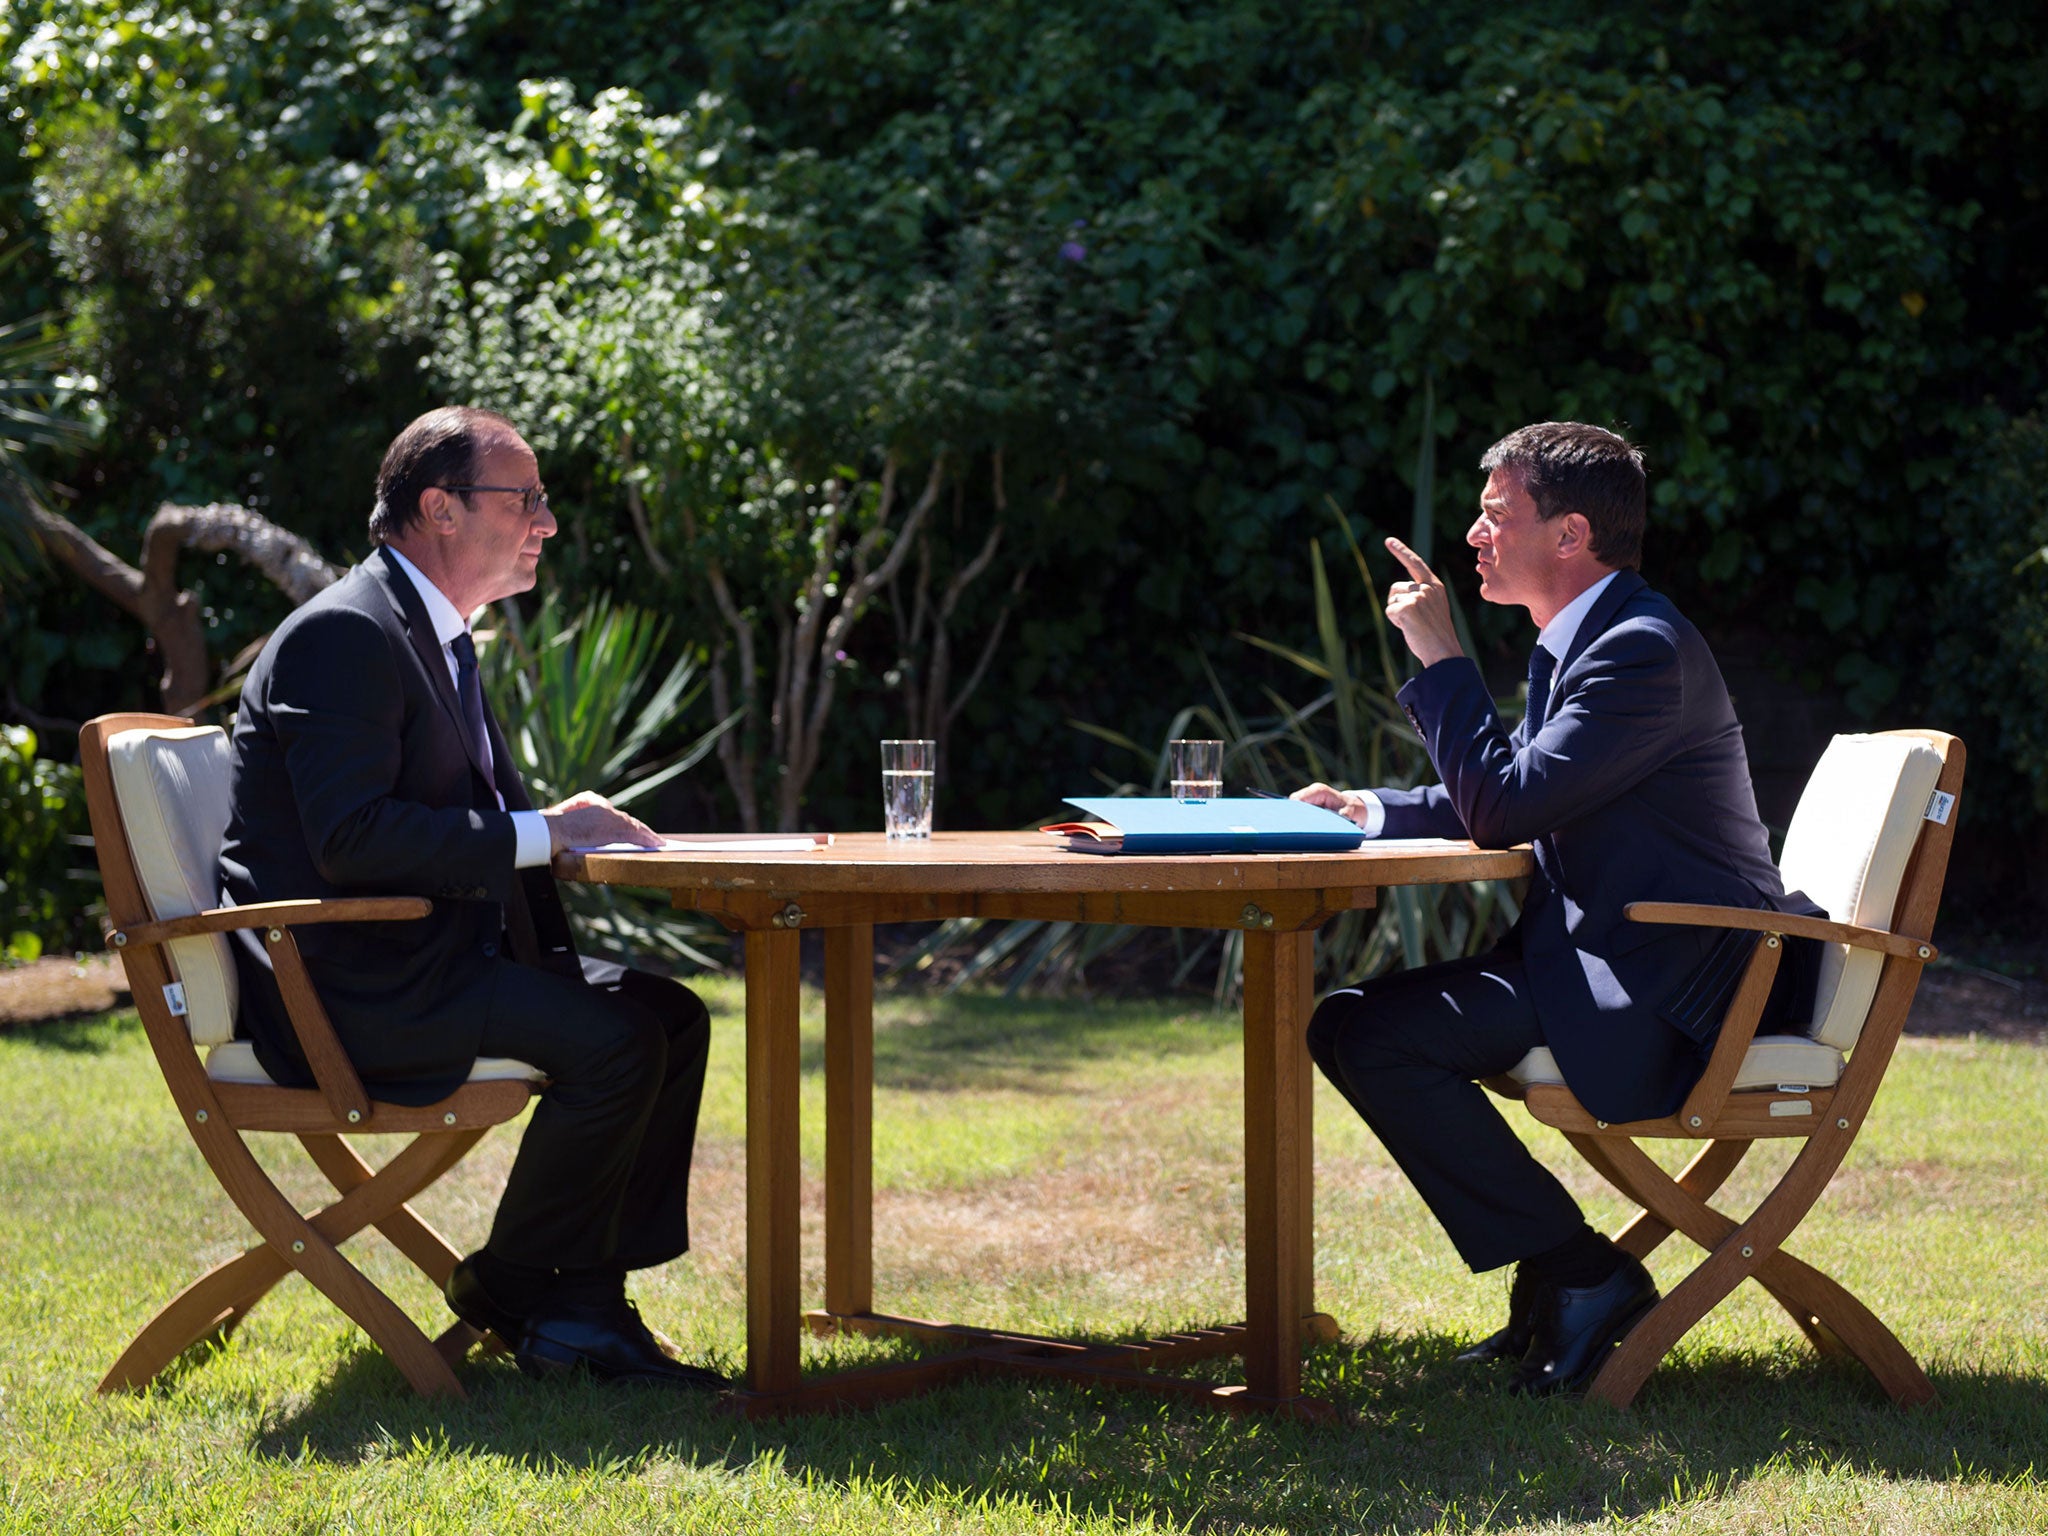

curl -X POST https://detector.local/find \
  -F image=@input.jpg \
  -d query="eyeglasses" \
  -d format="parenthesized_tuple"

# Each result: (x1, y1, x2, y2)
(441, 483, 549, 518)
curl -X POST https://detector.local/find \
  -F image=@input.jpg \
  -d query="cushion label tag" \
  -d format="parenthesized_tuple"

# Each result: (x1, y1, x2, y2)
(1925, 789, 1955, 825)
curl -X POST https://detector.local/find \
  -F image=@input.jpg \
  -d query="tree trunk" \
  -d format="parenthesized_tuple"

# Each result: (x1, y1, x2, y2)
(890, 451, 1042, 796)
(28, 500, 340, 715)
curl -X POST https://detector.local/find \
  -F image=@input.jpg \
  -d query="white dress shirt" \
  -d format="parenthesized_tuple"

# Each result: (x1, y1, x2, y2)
(1346, 569, 1621, 838)
(382, 545, 552, 869)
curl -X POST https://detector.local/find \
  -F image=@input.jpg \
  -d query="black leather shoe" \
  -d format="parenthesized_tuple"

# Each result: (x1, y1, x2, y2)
(1507, 1254, 1658, 1397)
(446, 1255, 525, 1347)
(1455, 1262, 1545, 1365)
(516, 1297, 728, 1390)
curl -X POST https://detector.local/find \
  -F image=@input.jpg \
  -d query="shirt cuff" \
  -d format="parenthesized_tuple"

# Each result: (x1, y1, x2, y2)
(511, 810, 553, 869)
(1349, 790, 1387, 838)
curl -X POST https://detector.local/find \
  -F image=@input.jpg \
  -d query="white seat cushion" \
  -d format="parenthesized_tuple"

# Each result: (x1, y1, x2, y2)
(1507, 1036, 1844, 1097)
(203, 1041, 543, 1087)
(1777, 735, 1943, 1050)
(107, 726, 240, 1047)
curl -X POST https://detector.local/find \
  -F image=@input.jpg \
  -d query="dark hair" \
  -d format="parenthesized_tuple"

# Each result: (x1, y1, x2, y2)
(1478, 421, 1646, 571)
(368, 405, 519, 543)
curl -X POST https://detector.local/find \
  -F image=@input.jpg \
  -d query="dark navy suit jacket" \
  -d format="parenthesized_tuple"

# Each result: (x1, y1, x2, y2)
(219, 546, 580, 1104)
(1375, 570, 1819, 1123)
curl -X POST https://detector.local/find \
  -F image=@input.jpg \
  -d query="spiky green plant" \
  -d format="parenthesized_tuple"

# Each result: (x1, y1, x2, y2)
(894, 509, 1520, 999)
(479, 593, 738, 971)
(1231, 506, 1517, 985)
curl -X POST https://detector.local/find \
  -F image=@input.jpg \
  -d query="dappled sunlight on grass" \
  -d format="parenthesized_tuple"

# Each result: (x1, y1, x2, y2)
(4, 988, 2046, 1532)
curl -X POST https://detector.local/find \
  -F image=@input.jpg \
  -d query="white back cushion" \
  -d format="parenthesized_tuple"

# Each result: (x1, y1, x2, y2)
(107, 727, 239, 1047)
(1777, 734, 1943, 1050)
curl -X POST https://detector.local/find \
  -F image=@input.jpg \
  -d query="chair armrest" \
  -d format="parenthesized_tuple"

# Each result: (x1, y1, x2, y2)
(1624, 902, 1936, 962)
(110, 896, 432, 951)
(106, 896, 425, 1128)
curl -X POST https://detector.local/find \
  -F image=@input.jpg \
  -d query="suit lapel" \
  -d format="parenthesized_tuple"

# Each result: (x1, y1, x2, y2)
(367, 547, 493, 785)
(1525, 570, 1645, 899)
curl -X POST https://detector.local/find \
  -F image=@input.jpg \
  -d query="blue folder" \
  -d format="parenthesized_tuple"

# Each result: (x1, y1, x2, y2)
(1049, 796, 1367, 855)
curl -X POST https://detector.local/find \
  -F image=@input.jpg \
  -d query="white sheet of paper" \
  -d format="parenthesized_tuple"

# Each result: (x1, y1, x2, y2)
(571, 837, 828, 854)
(1362, 837, 1478, 850)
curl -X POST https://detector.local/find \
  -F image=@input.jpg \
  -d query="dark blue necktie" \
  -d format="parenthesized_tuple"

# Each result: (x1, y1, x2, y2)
(1527, 645, 1556, 734)
(448, 630, 492, 775)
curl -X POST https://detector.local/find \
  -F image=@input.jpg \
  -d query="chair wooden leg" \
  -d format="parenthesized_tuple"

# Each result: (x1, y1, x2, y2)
(299, 1131, 485, 1288)
(1576, 1134, 1931, 1408)
(1573, 1132, 1840, 1363)
(106, 1128, 482, 1389)
(100, 1244, 291, 1392)
(1573, 1134, 1932, 1406)
(1568, 1133, 1833, 1352)
(111, 1125, 489, 1397)
(434, 1319, 494, 1369)
(274, 1132, 474, 1396)
(1603, 1138, 1752, 1262)
(1748, 1244, 1929, 1396)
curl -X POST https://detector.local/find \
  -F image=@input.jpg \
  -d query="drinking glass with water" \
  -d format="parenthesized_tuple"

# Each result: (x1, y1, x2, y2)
(1169, 739, 1223, 802)
(881, 739, 936, 839)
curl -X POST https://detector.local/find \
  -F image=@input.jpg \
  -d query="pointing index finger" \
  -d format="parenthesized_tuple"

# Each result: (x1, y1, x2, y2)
(1384, 536, 1441, 587)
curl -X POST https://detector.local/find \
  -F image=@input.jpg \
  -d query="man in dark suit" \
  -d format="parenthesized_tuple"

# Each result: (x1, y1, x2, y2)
(1294, 421, 1818, 1395)
(219, 405, 721, 1389)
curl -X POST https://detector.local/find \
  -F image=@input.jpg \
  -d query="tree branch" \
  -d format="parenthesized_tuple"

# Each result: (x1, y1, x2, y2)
(618, 430, 673, 578)
(32, 499, 341, 715)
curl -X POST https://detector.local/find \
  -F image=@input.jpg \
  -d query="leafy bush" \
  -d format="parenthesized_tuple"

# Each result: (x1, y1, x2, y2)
(0, 724, 98, 961)
(419, 0, 2048, 834)
(5, 0, 2046, 887)
(1927, 404, 2048, 906)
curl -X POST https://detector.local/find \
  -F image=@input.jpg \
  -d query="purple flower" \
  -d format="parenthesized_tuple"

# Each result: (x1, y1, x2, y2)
(1059, 240, 1087, 263)
(834, 649, 848, 662)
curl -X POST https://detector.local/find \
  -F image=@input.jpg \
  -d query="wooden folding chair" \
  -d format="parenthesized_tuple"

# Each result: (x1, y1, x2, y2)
(1490, 728, 1964, 1407)
(79, 712, 542, 1398)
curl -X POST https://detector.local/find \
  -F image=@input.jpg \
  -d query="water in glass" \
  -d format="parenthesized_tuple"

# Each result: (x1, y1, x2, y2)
(883, 767, 935, 839)
(1168, 739, 1223, 802)
(881, 738, 937, 839)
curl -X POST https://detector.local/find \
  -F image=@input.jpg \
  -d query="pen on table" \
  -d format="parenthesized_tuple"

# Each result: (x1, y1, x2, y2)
(1244, 787, 1286, 799)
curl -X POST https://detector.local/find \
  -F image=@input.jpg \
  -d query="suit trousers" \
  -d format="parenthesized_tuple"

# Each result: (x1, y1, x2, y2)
(1307, 949, 1585, 1274)
(473, 955, 711, 1272)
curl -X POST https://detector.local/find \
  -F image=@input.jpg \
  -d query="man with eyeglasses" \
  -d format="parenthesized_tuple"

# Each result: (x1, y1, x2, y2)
(218, 405, 722, 1390)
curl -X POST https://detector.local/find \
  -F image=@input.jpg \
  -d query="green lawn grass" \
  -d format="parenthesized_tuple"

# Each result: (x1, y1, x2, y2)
(3, 977, 2045, 1534)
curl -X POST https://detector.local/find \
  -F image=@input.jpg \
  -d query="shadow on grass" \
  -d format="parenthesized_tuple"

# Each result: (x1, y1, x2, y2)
(4, 1008, 141, 1054)
(247, 1330, 2048, 1531)
(802, 992, 1241, 1096)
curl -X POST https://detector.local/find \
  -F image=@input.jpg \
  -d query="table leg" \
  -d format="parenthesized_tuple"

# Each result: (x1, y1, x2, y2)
(1241, 927, 1315, 1401)
(746, 926, 803, 1396)
(1293, 930, 1316, 1324)
(823, 924, 875, 1317)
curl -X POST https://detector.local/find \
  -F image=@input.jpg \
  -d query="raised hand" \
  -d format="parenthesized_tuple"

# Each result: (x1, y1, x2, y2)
(542, 790, 662, 853)
(1383, 536, 1464, 668)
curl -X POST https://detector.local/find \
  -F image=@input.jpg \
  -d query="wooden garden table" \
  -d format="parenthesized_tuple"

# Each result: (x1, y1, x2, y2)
(557, 831, 1531, 1419)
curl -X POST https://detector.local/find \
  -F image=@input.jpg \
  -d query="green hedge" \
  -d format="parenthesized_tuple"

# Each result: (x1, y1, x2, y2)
(2, 1, 2044, 871)
(0, 725, 97, 961)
